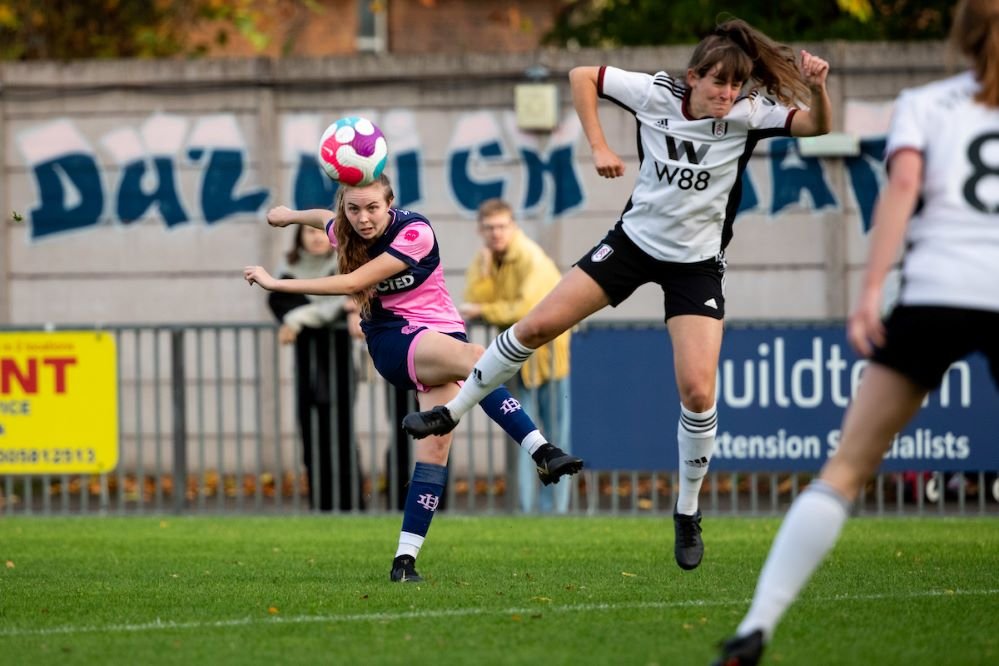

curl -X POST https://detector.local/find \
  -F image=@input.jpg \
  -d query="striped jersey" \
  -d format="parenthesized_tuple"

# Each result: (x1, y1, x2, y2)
(325, 208, 465, 335)
(886, 71, 999, 312)
(597, 65, 797, 262)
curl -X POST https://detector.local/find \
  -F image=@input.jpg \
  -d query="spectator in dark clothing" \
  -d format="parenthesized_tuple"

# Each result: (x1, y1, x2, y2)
(267, 224, 364, 511)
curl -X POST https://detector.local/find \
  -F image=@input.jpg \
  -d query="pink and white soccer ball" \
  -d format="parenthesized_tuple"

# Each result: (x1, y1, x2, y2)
(317, 116, 388, 187)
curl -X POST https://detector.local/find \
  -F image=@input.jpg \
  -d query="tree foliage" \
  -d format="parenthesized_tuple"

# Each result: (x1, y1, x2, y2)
(0, 0, 956, 61)
(542, 0, 955, 47)
(0, 0, 271, 60)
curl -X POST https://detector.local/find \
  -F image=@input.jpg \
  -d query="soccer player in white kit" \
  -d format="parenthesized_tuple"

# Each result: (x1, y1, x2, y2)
(245, 175, 582, 584)
(403, 18, 832, 571)
(713, 1, 999, 663)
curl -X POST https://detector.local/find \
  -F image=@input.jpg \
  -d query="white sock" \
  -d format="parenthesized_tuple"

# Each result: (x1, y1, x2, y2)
(446, 327, 534, 418)
(676, 403, 717, 515)
(737, 481, 850, 641)
(395, 532, 425, 559)
(520, 429, 547, 455)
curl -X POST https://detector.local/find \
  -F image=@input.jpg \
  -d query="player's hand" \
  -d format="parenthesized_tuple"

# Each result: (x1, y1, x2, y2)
(278, 324, 298, 345)
(846, 287, 885, 358)
(347, 312, 365, 340)
(799, 50, 829, 89)
(478, 248, 494, 277)
(266, 206, 296, 228)
(593, 145, 625, 179)
(244, 265, 275, 290)
(459, 302, 483, 320)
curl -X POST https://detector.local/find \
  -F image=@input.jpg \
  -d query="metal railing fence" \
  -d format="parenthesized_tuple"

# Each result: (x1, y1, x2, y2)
(1, 322, 996, 517)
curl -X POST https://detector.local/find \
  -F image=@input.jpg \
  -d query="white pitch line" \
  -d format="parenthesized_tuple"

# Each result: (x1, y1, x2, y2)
(1, 588, 996, 639)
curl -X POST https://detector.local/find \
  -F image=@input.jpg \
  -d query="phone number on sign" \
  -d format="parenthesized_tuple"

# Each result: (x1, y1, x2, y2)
(0, 448, 97, 465)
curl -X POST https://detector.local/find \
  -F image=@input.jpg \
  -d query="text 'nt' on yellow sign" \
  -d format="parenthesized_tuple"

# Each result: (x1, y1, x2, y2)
(0, 331, 118, 474)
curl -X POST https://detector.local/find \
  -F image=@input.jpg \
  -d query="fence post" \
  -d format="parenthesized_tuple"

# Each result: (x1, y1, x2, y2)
(171, 329, 187, 514)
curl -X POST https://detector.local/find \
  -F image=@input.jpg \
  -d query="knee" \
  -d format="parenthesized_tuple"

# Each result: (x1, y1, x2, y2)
(679, 387, 715, 413)
(455, 343, 485, 375)
(513, 319, 552, 349)
(466, 343, 485, 364)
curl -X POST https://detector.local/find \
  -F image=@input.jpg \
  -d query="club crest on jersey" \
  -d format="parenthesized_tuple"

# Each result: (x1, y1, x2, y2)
(712, 121, 728, 137)
(591, 244, 613, 262)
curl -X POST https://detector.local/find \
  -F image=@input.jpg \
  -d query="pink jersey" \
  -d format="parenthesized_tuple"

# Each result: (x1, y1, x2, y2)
(325, 209, 465, 335)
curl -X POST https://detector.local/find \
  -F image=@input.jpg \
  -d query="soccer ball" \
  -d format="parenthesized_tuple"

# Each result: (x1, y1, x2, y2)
(317, 116, 388, 187)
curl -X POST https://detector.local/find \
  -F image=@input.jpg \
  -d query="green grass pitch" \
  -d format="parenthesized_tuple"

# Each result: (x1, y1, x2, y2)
(1, 515, 996, 665)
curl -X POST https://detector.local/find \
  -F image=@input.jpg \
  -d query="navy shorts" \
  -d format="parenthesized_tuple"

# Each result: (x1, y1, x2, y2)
(364, 321, 467, 392)
(575, 223, 726, 321)
(872, 305, 999, 390)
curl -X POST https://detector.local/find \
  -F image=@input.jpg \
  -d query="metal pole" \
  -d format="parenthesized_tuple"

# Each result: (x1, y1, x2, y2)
(171, 329, 188, 514)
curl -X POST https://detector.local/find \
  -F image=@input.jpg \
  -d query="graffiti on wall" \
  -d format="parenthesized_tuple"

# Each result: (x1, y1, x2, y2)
(14, 109, 888, 241)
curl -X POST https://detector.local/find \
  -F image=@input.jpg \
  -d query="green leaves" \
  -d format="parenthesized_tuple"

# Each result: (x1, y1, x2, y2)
(0, 0, 281, 60)
(543, 0, 953, 47)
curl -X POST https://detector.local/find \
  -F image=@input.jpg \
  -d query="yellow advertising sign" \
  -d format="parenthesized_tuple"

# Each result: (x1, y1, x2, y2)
(0, 331, 118, 474)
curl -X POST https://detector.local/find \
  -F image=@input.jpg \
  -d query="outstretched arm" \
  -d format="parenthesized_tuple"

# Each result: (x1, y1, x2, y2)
(790, 50, 832, 138)
(245, 252, 407, 295)
(569, 66, 625, 179)
(266, 205, 331, 230)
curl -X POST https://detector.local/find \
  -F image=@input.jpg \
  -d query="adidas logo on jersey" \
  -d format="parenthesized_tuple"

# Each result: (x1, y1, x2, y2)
(704, 298, 718, 309)
(655, 118, 669, 129)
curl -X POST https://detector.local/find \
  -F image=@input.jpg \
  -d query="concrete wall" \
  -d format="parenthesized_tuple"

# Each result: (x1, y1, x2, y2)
(0, 43, 954, 329)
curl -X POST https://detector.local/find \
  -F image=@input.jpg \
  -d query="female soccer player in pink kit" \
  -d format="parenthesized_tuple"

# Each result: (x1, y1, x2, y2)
(245, 174, 581, 583)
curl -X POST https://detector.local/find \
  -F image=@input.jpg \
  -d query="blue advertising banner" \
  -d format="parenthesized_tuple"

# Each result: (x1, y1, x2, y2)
(570, 323, 998, 472)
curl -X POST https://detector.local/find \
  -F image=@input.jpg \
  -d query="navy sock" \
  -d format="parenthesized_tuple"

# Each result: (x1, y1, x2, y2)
(401, 462, 447, 538)
(478, 386, 540, 444)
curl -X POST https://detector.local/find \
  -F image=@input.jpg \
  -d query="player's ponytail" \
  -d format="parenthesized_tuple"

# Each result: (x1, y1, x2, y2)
(952, 0, 999, 107)
(691, 18, 810, 108)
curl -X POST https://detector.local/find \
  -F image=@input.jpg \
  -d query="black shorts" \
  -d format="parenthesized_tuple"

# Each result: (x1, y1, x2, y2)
(575, 223, 726, 321)
(872, 305, 999, 390)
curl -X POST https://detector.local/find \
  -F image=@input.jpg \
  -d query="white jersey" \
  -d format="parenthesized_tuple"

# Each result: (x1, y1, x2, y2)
(887, 71, 999, 312)
(598, 66, 796, 262)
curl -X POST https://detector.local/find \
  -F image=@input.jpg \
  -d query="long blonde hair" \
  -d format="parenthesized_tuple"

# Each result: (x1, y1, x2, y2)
(332, 173, 395, 317)
(952, 0, 999, 106)
(688, 18, 810, 108)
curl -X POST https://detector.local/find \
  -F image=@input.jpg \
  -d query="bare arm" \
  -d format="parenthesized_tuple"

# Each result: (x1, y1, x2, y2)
(846, 149, 924, 357)
(245, 252, 408, 295)
(266, 205, 331, 230)
(569, 66, 625, 179)
(790, 50, 832, 138)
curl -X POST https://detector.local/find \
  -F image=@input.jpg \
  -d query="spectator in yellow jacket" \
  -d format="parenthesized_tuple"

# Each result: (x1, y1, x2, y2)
(460, 199, 572, 513)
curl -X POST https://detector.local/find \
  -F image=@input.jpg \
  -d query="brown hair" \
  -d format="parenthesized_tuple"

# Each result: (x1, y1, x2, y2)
(285, 224, 333, 265)
(688, 18, 810, 108)
(332, 173, 395, 317)
(476, 198, 514, 223)
(951, 0, 999, 106)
